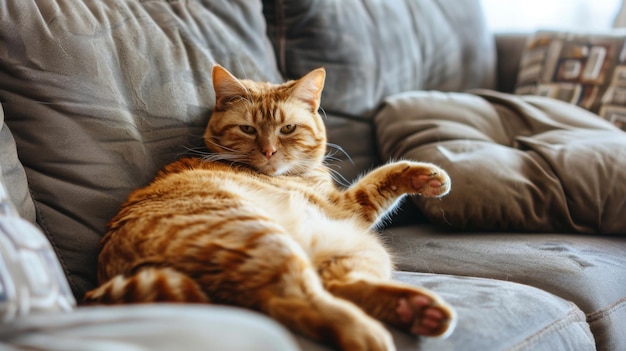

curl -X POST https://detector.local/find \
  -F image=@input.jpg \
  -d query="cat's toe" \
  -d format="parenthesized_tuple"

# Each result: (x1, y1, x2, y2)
(395, 293, 456, 339)
(408, 167, 451, 198)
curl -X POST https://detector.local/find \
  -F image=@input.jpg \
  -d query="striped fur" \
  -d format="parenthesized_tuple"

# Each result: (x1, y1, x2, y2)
(84, 66, 457, 351)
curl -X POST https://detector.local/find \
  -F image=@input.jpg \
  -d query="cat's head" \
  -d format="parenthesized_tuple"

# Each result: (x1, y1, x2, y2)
(204, 65, 327, 176)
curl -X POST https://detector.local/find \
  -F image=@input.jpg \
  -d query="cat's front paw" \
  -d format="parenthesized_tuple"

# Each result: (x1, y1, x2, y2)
(392, 161, 451, 198)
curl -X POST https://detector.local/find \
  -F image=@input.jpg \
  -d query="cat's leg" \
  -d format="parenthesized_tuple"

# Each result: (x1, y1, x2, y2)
(312, 224, 456, 339)
(210, 227, 396, 351)
(86, 227, 395, 350)
(172, 212, 396, 351)
(339, 161, 450, 227)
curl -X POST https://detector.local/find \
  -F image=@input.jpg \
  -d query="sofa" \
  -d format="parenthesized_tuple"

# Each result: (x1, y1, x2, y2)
(1, 0, 625, 350)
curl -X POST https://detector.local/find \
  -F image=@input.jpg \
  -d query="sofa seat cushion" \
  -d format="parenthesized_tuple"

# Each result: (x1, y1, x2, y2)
(376, 90, 626, 234)
(2, 304, 299, 351)
(295, 271, 595, 350)
(0, 0, 282, 299)
(384, 224, 626, 351)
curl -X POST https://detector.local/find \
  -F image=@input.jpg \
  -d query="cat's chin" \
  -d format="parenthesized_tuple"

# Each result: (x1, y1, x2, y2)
(255, 163, 290, 177)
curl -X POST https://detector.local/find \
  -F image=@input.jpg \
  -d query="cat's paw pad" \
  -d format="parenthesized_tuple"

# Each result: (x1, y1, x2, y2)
(395, 294, 456, 338)
(400, 163, 451, 198)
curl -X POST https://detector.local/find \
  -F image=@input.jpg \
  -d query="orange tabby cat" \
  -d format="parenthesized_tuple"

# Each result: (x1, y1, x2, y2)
(84, 65, 456, 351)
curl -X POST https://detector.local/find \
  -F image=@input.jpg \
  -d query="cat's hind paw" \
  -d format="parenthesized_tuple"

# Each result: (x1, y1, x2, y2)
(395, 293, 457, 339)
(328, 279, 457, 340)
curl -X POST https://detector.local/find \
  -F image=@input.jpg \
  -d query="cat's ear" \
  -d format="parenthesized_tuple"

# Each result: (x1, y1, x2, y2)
(291, 68, 326, 111)
(212, 65, 249, 111)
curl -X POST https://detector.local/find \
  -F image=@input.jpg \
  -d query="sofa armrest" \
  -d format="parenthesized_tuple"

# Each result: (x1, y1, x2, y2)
(495, 33, 528, 93)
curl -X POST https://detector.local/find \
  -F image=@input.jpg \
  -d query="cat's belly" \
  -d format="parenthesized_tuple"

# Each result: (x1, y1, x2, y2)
(242, 185, 384, 263)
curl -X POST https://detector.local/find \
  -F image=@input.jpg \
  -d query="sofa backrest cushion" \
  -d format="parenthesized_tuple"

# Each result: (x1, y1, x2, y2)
(0, 0, 282, 299)
(376, 90, 626, 234)
(263, 0, 496, 118)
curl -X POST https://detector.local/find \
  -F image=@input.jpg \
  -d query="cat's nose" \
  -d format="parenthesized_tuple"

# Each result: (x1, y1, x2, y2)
(263, 147, 277, 159)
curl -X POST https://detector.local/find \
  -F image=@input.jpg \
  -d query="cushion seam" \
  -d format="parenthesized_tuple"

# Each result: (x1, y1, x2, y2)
(586, 296, 626, 323)
(508, 303, 593, 351)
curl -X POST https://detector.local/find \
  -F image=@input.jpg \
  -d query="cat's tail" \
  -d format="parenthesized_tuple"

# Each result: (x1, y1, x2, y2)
(83, 267, 209, 304)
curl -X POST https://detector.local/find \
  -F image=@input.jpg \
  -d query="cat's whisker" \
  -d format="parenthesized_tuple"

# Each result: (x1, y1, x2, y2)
(205, 138, 240, 153)
(183, 145, 210, 154)
(176, 145, 208, 158)
(328, 167, 351, 187)
(236, 60, 250, 81)
(201, 152, 251, 163)
(326, 143, 354, 165)
(324, 155, 343, 163)
(319, 106, 328, 120)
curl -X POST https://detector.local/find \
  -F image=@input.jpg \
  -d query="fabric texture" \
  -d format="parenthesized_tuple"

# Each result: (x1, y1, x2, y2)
(263, 0, 496, 118)
(0, 182, 75, 322)
(0, 305, 299, 351)
(0, 0, 282, 299)
(0, 216, 76, 322)
(0, 105, 35, 223)
(515, 30, 626, 131)
(386, 225, 626, 351)
(376, 89, 626, 234)
(324, 113, 379, 185)
(295, 272, 595, 351)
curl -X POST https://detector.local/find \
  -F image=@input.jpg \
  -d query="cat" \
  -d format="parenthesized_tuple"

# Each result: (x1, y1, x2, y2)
(84, 65, 456, 351)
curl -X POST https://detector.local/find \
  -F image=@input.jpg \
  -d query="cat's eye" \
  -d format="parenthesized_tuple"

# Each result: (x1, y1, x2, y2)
(239, 125, 257, 135)
(280, 124, 297, 134)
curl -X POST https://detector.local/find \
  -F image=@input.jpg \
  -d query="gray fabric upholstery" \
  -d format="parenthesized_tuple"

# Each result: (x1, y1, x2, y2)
(325, 113, 379, 185)
(263, 0, 496, 118)
(0, 0, 282, 299)
(1, 305, 299, 351)
(295, 272, 595, 351)
(385, 225, 626, 351)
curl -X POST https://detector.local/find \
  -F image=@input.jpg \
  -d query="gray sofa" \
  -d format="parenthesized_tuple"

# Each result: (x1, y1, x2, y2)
(1, 0, 625, 350)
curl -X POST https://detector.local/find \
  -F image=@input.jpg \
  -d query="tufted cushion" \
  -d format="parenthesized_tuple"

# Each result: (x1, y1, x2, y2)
(376, 90, 626, 234)
(263, 0, 496, 118)
(0, 0, 282, 299)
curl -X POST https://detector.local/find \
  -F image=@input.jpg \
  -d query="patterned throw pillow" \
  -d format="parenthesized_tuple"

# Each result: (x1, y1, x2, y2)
(0, 182, 75, 322)
(515, 31, 626, 131)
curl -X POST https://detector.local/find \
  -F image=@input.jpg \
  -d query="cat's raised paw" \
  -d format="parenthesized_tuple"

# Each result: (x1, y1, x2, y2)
(396, 162, 451, 198)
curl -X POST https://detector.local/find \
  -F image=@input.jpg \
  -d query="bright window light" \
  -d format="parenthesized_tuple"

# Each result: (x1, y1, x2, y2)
(480, 0, 622, 32)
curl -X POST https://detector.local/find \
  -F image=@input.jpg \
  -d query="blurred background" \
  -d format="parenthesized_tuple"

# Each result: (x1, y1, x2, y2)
(480, 0, 624, 32)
